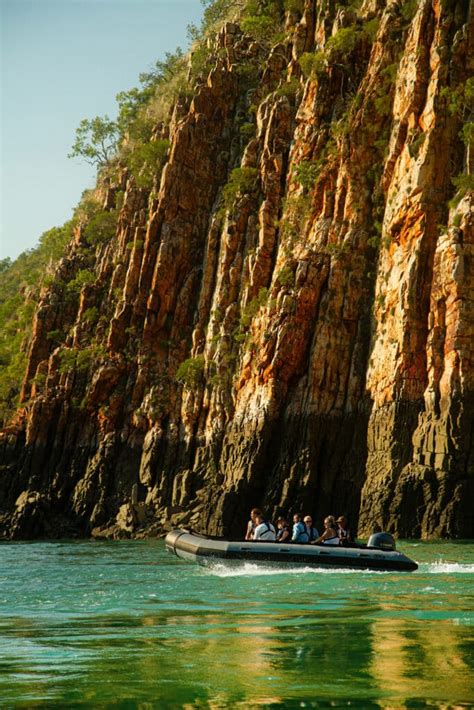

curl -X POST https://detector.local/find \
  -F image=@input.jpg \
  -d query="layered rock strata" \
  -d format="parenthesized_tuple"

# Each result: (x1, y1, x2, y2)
(0, 0, 472, 539)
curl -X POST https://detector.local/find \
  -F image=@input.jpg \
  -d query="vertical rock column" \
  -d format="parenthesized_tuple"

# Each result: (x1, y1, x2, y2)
(359, 0, 473, 537)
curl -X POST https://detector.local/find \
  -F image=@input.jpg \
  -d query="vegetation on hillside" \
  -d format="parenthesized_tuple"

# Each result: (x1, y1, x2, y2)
(69, 1, 291, 184)
(0, 0, 260, 425)
(0, 225, 73, 424)
(1, 0, 471, 426)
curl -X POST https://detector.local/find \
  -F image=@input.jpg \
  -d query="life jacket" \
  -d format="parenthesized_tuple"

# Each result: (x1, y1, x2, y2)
(255, 520, 276, 540)
(306, 526, 318, 541)
(277, 526, 290, 541)
(323, 535, 340, 545)
(292, 521, 309, 543)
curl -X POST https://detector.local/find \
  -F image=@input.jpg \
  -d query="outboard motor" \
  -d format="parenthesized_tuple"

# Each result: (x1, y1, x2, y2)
(368, 532, 396, 551)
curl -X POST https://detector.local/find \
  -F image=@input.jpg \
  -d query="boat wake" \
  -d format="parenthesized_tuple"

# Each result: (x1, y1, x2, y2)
(203, 562, 388, 578)
(421, 562, 474, 574)
(204, 561, 474, 577)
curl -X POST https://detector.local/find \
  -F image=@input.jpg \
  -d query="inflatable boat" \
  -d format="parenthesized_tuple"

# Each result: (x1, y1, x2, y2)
(165, 528, 418, 572)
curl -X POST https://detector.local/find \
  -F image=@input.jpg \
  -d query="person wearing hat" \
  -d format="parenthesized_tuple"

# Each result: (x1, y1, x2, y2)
(336, 515, 352, 545)
(303, 515, 319, 542)
(276, 516, 291, 542)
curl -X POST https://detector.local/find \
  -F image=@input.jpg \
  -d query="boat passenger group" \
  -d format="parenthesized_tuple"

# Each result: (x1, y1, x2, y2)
(245, 509, 352, 546)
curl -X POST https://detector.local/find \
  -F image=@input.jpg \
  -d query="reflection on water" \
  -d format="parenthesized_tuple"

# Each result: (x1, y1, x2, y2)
(0, 540, 473, 708)
(371, 615, 473, 705)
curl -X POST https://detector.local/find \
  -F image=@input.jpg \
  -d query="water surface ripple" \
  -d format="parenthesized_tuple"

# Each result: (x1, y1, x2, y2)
(0, 540, 473, 708)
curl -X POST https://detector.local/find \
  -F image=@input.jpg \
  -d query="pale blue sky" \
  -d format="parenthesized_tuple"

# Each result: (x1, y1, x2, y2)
(1, 0, 204, 259)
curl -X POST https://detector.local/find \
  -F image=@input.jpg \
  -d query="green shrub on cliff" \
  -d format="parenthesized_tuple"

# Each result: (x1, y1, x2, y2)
(0, 225, 73, 424)
(123, 139, 170, 190)
(300, 18, 379, 83)
(449, 173, 474, 208)
(71, 189, 120, 247)
(121, 49, 188, 132)
(58, 345, 106, 375)
(276, 265, 295, 288)
(294, 160, 320, 191)
(299, 52, 326, 80)
(83, 307, 99, 326)
(326, 26, 363, 55)
(191, 41, 221, 80)
(442, 78, 473, 111)
(400, 0, 418, 23)
(408, 132, 425, 157)
(176, 355, 206, 386)
(240, 287, 268, 328)
(441, 78, 474, 151)
(240, 0, 284, 41)
(187, 0, 243, 41)
(222, 167, 259, 210)
(326, 19, 379, 56)
(240, 122, 256, 140)
(275, 79, 300, 100)
(241, 13, 274, 39)
(284, 0, 304, 14)
(83, 209, 119, 246)
(461, 122, 474, 151)
(364, 17, 379, 41)
(279, 193, 311, 247)
(0, 350, 27, 425)
(66, 269, 95, 294)
(374, 94, 392, 117)
(116, 49, 185, 136)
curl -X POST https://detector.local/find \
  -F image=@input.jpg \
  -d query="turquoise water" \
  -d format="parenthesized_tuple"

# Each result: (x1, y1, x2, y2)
(0, 541, 473, 708)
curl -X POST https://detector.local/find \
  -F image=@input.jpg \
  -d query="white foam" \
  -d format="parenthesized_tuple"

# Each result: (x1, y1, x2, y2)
(202, 563, 387, 578)
(422, 562, 474, 574)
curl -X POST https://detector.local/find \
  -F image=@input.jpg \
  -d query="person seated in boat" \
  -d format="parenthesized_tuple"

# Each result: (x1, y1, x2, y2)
(275, 516, 291, 542)
(311, 516, 340, 545)
(303, 515, 319, 542)
(336, 515, 352, 545)
(252, 513, 276, 541)
(245, 508, 262, 540)
(291, 513, 309, 543)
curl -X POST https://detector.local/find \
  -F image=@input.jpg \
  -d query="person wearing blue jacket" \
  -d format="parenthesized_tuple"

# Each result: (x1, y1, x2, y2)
(291, 513, 309, 543)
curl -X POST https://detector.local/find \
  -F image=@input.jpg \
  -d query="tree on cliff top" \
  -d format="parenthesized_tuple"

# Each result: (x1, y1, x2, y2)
(68, 0, 283, 175)
(68, 116, 119, 167)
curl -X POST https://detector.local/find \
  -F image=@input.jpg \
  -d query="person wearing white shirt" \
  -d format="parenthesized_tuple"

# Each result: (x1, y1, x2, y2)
(252, 513, 276, 541)
(311, 516, 340, 545)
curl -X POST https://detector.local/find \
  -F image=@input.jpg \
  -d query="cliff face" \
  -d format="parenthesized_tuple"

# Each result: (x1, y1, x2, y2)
(1, 0, 472, 540)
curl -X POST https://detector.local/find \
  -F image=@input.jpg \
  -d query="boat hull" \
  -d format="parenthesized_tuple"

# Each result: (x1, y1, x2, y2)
(165, 529, 418, 572)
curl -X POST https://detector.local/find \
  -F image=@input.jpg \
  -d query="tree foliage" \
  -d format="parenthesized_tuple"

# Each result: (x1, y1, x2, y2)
(123, 139, 170, 189)
(4, 0, 284, 425)
(222, 167, 259, 210)
(176, 355, 206, 386)
(0, 224, 73, 424)
(68, 116, 119, 167)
